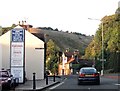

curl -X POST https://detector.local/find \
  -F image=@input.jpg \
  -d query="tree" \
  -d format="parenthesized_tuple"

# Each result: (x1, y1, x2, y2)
(84, 8, 120, 72)
(0, 26, 2, 36)
(1, 24, 17, 35)
(46, 39, 60, 74)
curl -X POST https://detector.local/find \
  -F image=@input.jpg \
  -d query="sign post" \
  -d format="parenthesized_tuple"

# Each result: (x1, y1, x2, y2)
(10, 26, 25, 83)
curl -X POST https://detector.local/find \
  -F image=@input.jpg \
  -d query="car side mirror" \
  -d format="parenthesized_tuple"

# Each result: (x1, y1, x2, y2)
(97, 72, 100, 74)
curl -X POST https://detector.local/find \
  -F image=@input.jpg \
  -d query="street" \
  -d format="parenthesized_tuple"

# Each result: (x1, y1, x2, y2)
(45, 75, 120, 91)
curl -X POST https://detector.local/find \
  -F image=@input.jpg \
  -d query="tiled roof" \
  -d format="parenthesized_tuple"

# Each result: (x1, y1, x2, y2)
(28, 28, 45, 42)
(32, 33, 45, 42)
(67, 58, 75, 64)
(64, 52, 74, 57)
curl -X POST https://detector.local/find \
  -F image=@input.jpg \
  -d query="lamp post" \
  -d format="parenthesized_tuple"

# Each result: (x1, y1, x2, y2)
(88, 18, 105, 76)
(101, 22, 104, 76)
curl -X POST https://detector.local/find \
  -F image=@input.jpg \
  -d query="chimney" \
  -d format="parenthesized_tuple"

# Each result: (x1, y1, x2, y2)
(22, 20, 24, 25)
(24, 21, 26, 25)
(18, 21, 20, 25)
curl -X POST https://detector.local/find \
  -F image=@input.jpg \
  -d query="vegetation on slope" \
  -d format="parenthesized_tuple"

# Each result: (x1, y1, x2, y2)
(84, 8, 120, 72)
(37, 28, 93, 55)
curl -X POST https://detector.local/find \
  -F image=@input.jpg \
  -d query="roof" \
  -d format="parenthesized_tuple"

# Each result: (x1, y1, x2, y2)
(20, 25, 33, 30)
(64, 52, 74, 57)
(67, 58, 75, 64)
(27, 28, 45, 42)
(32, 33, 45, 42)
(18, 24, 45, 41)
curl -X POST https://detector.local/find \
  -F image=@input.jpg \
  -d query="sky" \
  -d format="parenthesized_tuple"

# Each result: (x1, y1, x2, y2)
(0, 0, 119, 35)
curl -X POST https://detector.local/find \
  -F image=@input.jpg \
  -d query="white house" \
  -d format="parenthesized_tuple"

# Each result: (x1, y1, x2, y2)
(0, 27, 45, 80)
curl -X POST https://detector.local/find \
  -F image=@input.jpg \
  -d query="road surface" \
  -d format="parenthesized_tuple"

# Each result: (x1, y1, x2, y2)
(45, 75, 120, 91)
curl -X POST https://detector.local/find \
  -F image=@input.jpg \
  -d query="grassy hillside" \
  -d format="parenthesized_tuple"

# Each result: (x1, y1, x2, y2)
(37, 28, 93, 55)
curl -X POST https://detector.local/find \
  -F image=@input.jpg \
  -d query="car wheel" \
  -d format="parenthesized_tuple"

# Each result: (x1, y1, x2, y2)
(78, 82, 79, 85)
(7, 83, 11, 90)
(78, 81, 82, 85)
(96, 79, 100, 85)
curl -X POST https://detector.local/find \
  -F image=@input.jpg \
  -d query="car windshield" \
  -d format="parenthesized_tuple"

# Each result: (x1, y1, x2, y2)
(0, 71, 9, 77)
(81, 68, 96, 73)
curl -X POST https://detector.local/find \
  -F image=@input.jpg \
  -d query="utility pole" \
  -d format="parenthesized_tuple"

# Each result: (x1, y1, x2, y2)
(101, 22, 104, 76)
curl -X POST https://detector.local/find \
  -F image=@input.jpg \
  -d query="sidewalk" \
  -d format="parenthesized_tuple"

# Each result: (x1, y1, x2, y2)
(15, 76, 63, 91)
(103, 73, 120, 79)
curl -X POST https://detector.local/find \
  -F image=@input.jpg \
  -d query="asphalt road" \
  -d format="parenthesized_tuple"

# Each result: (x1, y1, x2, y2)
(45, 75, 120, 91)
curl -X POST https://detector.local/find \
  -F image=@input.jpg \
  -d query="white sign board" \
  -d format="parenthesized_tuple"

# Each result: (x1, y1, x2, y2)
(10, 27, 25, 83)
(11, 42, 24, 66)
(11, 67, 24, 83)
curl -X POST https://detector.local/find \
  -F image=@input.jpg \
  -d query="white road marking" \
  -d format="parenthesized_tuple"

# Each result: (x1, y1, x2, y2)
(49, 82, 64, 89)
(115, 84, 120, 85)
(49, 78, 67, 89)
(88, 88, 91, 90)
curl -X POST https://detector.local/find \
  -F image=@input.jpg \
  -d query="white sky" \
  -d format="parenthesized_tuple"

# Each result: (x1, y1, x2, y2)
(0, 0, 119, 35)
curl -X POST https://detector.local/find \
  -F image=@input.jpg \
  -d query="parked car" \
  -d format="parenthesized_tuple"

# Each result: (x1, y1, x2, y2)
(0, 69, 18, 90)
(7, 69, 19, 87)
(78, 67, 100, 85)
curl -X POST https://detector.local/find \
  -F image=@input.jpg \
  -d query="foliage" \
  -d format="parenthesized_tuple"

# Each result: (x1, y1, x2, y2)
(38, 27, 54, 30)
(46, 39, 60, 74)
(1, 24, 17, 35)
(84, 8, 120, 72)
(72, 64, 81, 69)
(0, 26, 2, 36)
(39, 28, 92, 55)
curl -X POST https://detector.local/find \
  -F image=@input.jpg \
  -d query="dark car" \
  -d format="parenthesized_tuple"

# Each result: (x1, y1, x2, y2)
(78, 67, 100, 85)
(0, 69, 18, 90)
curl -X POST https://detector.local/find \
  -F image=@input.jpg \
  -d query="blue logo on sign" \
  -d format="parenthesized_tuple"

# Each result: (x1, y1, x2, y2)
(12, 29, 24, 42)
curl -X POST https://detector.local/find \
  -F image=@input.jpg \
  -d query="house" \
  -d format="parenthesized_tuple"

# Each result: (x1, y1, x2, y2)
(58, 51, 75, 75)
(0, 25, 45, 81)
(58, 50, 93, 75)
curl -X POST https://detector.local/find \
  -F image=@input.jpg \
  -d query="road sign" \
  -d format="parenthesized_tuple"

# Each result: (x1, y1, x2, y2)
(11, 67, 24, 83)
(100, 59, 106, 61)
(11, 29, 24, 42)
(11, 42, 24, 66)
(10, 26, 25, 84)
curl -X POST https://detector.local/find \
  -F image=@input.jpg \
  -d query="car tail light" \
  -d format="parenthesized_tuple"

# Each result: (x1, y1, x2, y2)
(93, 73, 99, 77)
(80, 73, 85, 77)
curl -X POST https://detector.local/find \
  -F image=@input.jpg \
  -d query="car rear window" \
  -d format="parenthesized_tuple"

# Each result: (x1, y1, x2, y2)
(81, 68, 96, 73)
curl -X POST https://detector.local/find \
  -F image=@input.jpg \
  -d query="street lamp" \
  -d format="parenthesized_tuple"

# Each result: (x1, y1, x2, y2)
(88, 18, 105, 76)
